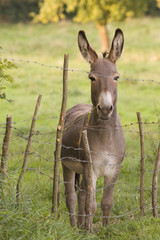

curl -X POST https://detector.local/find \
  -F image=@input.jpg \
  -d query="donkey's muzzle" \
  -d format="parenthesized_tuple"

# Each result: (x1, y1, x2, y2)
(98, 104, 113, 113)
(97, 104, 113, 120)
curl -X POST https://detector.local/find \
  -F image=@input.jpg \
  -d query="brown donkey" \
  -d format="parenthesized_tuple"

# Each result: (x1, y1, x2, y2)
(61, 29, 125, 228)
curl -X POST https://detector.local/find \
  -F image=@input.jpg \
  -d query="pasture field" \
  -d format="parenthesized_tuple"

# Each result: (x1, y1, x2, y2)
(0, 17, 160, 239)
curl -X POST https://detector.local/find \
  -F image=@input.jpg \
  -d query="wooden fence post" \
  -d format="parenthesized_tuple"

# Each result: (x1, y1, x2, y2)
(0, 114, 12, 195)
(1, 114, 12, 178)
(52, 54, 69, 217)
(57, 174, 61, 219)
(152, 143, 160, 218)
(16, 95, 42, 207)
(137, 112, 145, 216)
(82, 130, 93, 233)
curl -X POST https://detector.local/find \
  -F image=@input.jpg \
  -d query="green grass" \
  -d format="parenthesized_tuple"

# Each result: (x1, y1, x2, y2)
(0, 17, 160, 239)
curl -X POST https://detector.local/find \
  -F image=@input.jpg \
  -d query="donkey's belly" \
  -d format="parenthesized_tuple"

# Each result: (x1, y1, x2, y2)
(62, 159, 83, 174)
(92, 151, 120, 178)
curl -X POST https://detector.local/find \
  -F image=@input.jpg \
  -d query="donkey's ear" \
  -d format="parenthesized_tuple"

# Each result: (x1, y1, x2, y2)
(108, 28, 124, 64)
(78, 30, 98, 64)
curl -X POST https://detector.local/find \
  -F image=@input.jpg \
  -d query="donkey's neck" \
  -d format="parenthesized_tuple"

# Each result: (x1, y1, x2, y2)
(87, 107, 118, 152)
(89, 107, 118, 128)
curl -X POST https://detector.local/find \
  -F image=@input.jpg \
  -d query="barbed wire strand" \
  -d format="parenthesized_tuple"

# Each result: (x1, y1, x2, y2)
(61, 205, 160, 219)
(1, 57, 160, 85)
(3, 149, 159, 174)
(0, 116, 159, 130)
(4, 167, 159, 193)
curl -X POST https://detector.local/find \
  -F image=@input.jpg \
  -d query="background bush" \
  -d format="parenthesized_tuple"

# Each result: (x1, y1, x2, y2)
(0, 0, 160, 23)
(0, 0, 39, 22)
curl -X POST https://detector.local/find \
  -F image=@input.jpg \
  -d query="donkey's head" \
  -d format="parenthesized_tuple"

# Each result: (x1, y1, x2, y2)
(78, 29, 124, 120)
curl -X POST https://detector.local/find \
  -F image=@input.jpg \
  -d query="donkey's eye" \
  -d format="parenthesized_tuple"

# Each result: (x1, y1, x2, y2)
(89, 76, 96, 82)
(114, 76, 119, 81)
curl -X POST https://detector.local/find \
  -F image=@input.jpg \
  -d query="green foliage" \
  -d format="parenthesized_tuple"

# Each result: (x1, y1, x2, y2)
(66, 0, 148, 24)
(0, 51, 16, 101)
(33, 0, 66, 23)
(0, 0, 39, 22)
(35, 0, 149, 25)
(146, 0, 160, 15)
(157, 0, 160, 8)
(0, 0, 159, 24)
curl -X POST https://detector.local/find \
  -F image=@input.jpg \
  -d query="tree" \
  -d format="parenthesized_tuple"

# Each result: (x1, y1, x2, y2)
(0, 0, 39, 22)
(66, 0, 149, 51)
(157, 0, 160, 8)
(0, 49, 16, 101)
(35, 0, 149, 51)
(33, 0, 66, 24)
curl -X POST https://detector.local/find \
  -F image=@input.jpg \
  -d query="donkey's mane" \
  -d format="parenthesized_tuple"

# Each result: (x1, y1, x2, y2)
(102, 51, 109, 58)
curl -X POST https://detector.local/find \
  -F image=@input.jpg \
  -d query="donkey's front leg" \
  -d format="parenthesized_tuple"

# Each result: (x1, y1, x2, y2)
(78, 172, 97, 230)
(62, 164, 77, 227)
(101, 175, 118, 226)
(77, 178, 86, 228)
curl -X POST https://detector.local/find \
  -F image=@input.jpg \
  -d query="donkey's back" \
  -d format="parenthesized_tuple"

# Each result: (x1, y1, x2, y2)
(62, 103, 92, 174)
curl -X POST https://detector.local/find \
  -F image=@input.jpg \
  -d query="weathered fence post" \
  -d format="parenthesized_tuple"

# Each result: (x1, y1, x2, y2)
(0, 114, 12, 195)
(152, 143, 160, 218)
(57, 174, 61, 219)
(16, 95, 42, 207)
(82, 130, 93, 233)
(137, 112, 145, 216)
(52, 54, 69, 217)
(1, 115, 12, 179)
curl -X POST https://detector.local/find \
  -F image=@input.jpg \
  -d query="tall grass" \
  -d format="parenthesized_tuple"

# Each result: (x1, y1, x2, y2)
(0, 17, 160, 239)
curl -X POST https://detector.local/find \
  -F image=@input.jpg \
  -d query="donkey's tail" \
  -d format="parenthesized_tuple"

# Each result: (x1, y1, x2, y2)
(75, 173, 80, 191)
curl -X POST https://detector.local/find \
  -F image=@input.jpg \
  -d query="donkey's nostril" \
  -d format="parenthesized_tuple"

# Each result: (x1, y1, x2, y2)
(98, 104, 113, 114)
(98, 105, 101, 111)
(109, 105, 113, 112)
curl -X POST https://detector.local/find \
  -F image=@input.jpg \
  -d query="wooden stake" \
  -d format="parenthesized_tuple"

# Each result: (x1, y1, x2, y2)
(16, 95, 42, 207)
(1, 114, 12, 179)
(52, 54, 69, 216)
(82, 130, 93, 233)
(57, 174, 61, 219)
(137, 112, 145, 216)
(152, 143, 160, 218)
(0, 114, 12, 198)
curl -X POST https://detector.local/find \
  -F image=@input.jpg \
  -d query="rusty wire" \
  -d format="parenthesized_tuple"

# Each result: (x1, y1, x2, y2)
(1, 57, 160, 84)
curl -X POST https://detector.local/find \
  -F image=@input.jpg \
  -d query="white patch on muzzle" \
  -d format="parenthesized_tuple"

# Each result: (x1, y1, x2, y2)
(98, 91, 113, 119)
(100, 91, 112, 106)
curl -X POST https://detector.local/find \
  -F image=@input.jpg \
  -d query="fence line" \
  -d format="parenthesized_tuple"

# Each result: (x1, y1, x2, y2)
(2, 149, 160, 174)
(0, 120, 159, 135)
(3, 159, 159, 221)
(0, 122, 159, 167)
(0, 126, 159, 221)
(61, 205, 160, 219)
(62, 208, 139, 219)
(0, 114, 159, 129)
(0, 131, 158, 166)
(2, 165, 156, 200)
(1, 128, 159, 146)
(25, 168, 160, 192)
(0, 55, 160, 226)
(0, 117, 159, 126)
(2, 140, 156, 165)
(1, 57, 160, 85)
(2, 129, 159, 136)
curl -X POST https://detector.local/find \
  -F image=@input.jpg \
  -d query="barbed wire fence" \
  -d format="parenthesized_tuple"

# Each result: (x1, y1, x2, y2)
(0, 55, 160, 231)
(1, 56, 160, 85)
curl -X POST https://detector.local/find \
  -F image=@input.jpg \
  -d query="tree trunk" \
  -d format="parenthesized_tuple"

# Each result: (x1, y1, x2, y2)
(96, 23, 110, 53)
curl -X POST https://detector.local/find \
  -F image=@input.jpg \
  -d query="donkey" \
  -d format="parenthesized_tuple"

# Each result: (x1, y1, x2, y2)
(61, 29, 125, 228)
